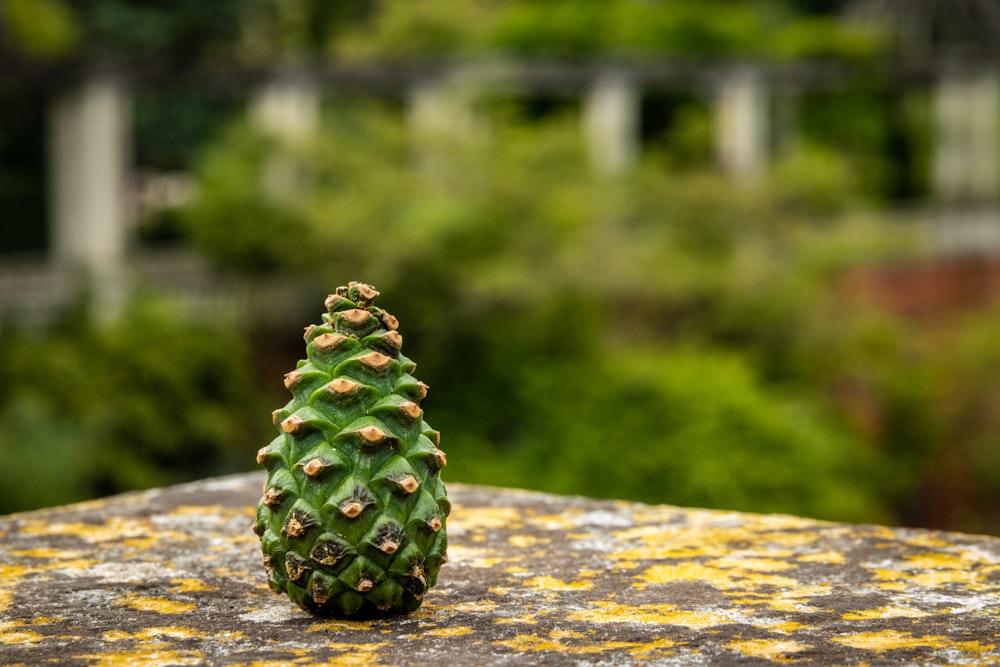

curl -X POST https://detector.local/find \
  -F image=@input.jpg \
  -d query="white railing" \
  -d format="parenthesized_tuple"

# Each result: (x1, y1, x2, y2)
(0, 248, 310, 332)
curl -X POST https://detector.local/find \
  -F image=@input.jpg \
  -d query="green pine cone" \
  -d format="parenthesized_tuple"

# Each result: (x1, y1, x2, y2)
(254, 282, 449, 616)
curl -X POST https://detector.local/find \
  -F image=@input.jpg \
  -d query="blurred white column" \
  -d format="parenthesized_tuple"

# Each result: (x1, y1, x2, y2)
(407, 66, 494, 182)
(49, 74, 130, 321)
(407, 67, 489, 145)
(933, 66, 1000, 204)
(583, 71, 640, 176)
(250, 75, 321, 141)
(715, 67, 769, 181)
(249, 76, 321, 198)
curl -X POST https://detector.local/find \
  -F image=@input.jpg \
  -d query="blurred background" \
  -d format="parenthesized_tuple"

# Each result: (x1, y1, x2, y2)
(1, 0, 1000, 534)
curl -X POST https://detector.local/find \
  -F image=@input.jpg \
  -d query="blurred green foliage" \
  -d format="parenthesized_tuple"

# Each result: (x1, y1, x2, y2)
(175, 103, 905, 524)
(334, 0, 880, 61)
(2, 0, 1000, 538)
(0, 0, 78, 59)
(0, 300, 270, 513)
(0, 0, 878, 69)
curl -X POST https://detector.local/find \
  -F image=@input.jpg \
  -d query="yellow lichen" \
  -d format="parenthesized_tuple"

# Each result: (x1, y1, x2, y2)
(521, 575, 594, 592)
(102, 626, 247, 644)
(755, 621, 813, 634)
(168, 579, 216, 593)
(18, 517, 154, 543)
(319, 641, 390, 667)
(78, 650, 205, 667)
(635, 560, 800, 592)
(493, 633, 639, 655)
(0, 620, 47, 646)
(307, 620, 376, 632)
(841, 605, 931, 621)
(796, 551, 846, 564)
(424, 626, 475, 637)
(725, 638, 812, 662)
(868, 559, 990, 591)
(0, 564, 30, 579)
(705, 556, 797, 573)
(456, 506, 524, 530)
(450, 599, 498, 614)
(0, 590, 14, 615)
(116, 593, 197, 614)
(525, 512, 582, 530)
(494, 613, 539, 625)
(508, 534, 549, 548)
(628, 637, 682, 657)
(831, 629, 996, 653)
(8, 548, 87, 559)
(446, 545, 517, 569)
(566, 601, 731, 630)
(727, 584, 832, 613)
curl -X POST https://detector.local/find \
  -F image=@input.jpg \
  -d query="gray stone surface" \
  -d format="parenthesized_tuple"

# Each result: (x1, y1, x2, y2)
(0, 472, 998, 665)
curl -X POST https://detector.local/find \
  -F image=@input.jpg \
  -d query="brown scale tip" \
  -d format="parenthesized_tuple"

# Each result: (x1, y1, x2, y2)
(311, 587, 331, 605)
(281, 415, 305, 434)
(283, 371, 301, 391)
(416, 382, 429, 400)
(359, 351, 392, 370)
(427, 516, 443, 533)
(302, 458, 326, 477)
(285, 554, 308, 582)
(381, 312, 399, 331)
(432, 449, 448, 469)
(356, 578, 374, 593)
(324, 293, 347, 310)
(358, 425, 387, 443)
(256, 447, 269, 465)
(378, 540, 400, 555)
(425, 430, 441, 446)
(399, 401, 423, 421)
(262, 555, 272, 568)
(284, 517, 306, 538)
(340, 308, 373, 326)
(327, 378, 360, 395)
(340, 501, 366, 519)
(382, 330, 403, 349)
(303, 324, 317, 342)
(262, 487, 282, 506)
(271, 409, 284, 426)
(397, 475, 420, 494)
(313, 332, 346, 350)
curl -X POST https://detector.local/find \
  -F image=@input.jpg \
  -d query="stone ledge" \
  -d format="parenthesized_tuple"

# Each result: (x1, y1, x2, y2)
(0, 472, 997, 665)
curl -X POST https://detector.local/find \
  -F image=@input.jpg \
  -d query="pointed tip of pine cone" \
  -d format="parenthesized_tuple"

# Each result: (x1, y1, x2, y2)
(353, 283, 380, 302)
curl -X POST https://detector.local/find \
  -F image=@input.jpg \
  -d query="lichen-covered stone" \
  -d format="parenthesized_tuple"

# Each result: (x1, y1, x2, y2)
(254, 282, 448, 615)
(0, 474, 998, 665)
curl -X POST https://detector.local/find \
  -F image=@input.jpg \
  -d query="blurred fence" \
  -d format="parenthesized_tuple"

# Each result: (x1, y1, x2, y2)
(0, 249, 308, 332)
(4, 57, 1000, 330)
(3, 207, 999, 334)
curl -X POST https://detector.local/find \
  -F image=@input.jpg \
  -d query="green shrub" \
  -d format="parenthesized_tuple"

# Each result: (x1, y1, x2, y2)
(444, 344, 887, 523)
(178, 101, 902, 525)
(0, 299, 271, 513)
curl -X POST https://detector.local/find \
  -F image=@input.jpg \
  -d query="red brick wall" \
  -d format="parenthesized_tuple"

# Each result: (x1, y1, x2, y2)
(837, 254, 1000, 321)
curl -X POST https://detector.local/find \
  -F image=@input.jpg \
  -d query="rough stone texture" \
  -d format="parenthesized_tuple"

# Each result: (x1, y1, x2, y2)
(0, 472, 997, 666)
